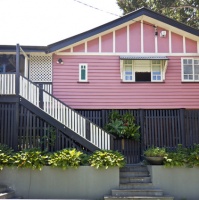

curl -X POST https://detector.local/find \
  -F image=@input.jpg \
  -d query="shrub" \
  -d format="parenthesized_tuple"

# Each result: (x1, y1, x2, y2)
(48, 149, 83, 170)
(164, 144, 199, 168)
(11, 148, 48, 170)
(0, 144, 13, 170)
(144, 147, 166, 157)
(88, 150, 125, 169)
(105, 111, 140, 140)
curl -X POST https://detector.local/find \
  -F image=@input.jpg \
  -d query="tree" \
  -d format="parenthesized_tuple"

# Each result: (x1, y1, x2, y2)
(116, 0, 199, 29)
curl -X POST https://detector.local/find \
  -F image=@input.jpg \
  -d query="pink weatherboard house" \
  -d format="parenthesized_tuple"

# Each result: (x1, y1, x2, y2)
(0, 8, 199, 163)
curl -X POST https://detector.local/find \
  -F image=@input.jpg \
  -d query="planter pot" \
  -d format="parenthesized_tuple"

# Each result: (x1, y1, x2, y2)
(144, 156, 164, 165)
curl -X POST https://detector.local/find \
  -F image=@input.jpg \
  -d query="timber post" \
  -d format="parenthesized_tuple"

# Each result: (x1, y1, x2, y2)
(139, 109, 145, 158)
(14, 44, 20, 150)
(180, 108, 185, 147)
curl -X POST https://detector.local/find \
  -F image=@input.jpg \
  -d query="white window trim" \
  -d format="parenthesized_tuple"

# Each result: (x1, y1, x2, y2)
(122, 60, 134, 82)
(151, 61, 163, 82)
(121, 60, 164, 82)
(181, 58, 199, 82)
(79, 63, 88, 82)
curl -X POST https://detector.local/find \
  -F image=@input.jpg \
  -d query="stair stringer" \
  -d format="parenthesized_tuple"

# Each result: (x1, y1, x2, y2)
(19, 75, 115, 151)
(20, 97, 99, 152)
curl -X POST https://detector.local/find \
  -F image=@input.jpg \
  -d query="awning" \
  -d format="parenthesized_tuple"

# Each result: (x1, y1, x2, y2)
(120, 56, 169, 60)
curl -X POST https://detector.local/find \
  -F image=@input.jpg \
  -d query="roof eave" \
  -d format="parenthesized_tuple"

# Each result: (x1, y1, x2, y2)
(0, 45, 48, 53)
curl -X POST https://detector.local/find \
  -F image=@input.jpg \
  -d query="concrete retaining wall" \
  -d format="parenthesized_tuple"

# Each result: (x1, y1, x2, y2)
(0, 166, 119, 199)
(148, 165, 199, 200)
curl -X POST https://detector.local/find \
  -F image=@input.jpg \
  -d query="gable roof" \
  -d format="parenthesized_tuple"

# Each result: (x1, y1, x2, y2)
(0, 7, 198, 54)
(47, 7, 199, 53)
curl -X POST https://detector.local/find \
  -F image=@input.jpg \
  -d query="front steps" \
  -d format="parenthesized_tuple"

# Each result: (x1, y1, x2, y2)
(0, 184, 15, 199)
(104, 165, 174, 200)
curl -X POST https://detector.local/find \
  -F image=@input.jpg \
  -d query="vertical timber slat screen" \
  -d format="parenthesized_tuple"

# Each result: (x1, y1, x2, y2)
(0, 103, 89, 152)
(0, 103, 15, 147)
(77, 109, 199, 164)
(16, 104, 92, 152)
(1, 107, 199, 163)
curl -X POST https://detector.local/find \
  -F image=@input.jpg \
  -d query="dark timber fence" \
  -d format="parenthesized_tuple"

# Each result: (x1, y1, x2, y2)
(1, 105, 199, 163)
(0, 103, 92, 152)
(77, 109, 199, 163)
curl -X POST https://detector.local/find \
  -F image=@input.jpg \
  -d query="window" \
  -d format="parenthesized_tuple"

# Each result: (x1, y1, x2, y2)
(123, 60, 133, 81)
(122, 60, 163, 82)
(182, 58, 199, 82)
(79, 63, 88, 82)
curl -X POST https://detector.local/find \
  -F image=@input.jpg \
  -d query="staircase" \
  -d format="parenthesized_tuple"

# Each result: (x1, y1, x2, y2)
(0, 73, 114, 152)
(104, 165, 174, 200)
(0, 184, 15, 199)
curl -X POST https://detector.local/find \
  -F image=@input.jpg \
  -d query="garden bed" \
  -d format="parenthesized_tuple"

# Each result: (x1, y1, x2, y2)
(0, 166, 119, 199)
(148, 165, 199, 200)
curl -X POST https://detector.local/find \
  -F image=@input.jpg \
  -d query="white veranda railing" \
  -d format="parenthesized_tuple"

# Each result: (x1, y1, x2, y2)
(0, 74, 16, 95)
(19, 76, 111, 150)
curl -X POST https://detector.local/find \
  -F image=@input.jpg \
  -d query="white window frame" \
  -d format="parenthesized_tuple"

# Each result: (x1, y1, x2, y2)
(122, 60, 163, 82)
(181, 58, 199, 82)
(79, 63, 88, 82)
(123, 60, 134, 82)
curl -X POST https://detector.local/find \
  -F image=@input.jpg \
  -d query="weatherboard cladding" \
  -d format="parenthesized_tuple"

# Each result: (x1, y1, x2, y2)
(53, 55, 199, 109)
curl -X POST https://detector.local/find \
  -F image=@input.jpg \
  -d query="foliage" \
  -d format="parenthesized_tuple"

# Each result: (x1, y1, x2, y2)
(11, 148, 48, 170)
(164, 144, 199, 168)
(88, 150, 126, 169)
(0, 145, 125, 170)
(0, 144, 13, 170)
(48, 149, 84, 170)
(80, 153, 90, 165)
(0, 144, 13, 155)
(116, 0, 199, 29)
(105, 111, 140, 140)
(41, 127, 57, 151)
(144, 146, 167, 157)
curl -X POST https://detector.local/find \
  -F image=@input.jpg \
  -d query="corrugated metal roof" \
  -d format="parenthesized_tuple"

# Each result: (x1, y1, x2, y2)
(120, 56, 169, 60)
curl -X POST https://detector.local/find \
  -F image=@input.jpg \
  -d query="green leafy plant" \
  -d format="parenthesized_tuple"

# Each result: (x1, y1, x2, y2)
(105, 111, 140, 140)
(88, 150, 125, 169)
(80, 153, 90, 166)
(186, 144, 199, 167)
(144, 146, 167, 157)
(41, 127, 57, 151)
(48, 149, 83, 170)
(11, 148, 48, 170)
(105, 119, 126, 137)
(0, 144, 13, 170)
(164, 144, 199, 168)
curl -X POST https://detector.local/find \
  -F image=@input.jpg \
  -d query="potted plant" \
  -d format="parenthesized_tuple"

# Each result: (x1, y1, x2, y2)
(143, 147, 167, 165)
(105, 111, 140, 141)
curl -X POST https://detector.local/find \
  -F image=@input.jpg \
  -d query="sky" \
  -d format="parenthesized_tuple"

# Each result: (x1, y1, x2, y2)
(0, 0, 123, 46)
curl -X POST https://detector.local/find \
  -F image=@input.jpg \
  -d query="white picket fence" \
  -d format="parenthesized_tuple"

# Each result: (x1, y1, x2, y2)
(19, 76, 111, 150)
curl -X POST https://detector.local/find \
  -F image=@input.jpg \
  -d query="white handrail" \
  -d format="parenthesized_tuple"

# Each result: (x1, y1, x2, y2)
(19, 76, 111, 150)
(0, 74, 16, 95)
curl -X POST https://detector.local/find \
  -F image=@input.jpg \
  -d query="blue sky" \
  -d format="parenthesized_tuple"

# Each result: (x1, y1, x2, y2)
(0, 0, 122, 46)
